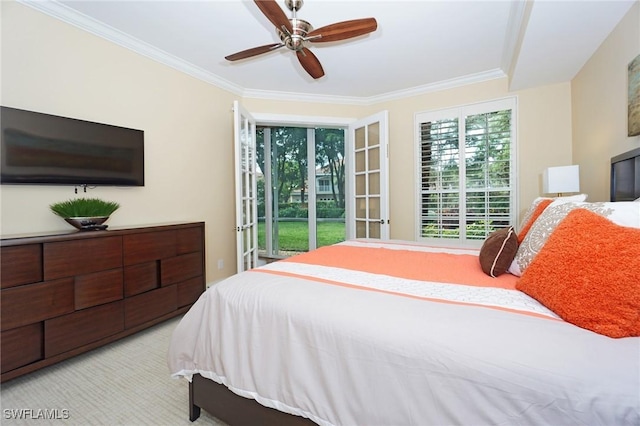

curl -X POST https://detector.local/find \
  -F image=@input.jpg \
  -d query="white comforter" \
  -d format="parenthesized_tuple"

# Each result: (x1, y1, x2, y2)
(168, 240, 640, 425)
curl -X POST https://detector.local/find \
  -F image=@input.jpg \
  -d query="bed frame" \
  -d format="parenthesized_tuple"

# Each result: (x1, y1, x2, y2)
(189, 374, 314, 425)
(187, 148, 640, 425)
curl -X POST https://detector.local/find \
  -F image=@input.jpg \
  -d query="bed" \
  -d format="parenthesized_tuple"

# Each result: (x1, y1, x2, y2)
(168, 150, 640, 426)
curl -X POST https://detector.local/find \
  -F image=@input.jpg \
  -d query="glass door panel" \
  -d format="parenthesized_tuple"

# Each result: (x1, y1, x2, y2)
(369, 172, 380, 195)
(355, 127, 366, 150)
(355, 175, 366, 196)
(368, 122, 380, 145)
(272, 127, 308, 256)
(368, 147, 380, 170)
(355, 150, 365, 172)
(369, 221, 381, 238)
(369, 197, 380, 219)
(314, 128, 346, 249)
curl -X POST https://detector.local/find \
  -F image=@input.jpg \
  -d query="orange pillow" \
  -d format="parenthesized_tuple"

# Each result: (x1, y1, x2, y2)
(516, 209, 640, 338)
(517, 198, 553, 243)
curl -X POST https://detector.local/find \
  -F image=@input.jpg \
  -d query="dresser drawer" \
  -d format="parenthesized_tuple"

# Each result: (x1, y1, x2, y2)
(44, 236, 122, 280)
(1, 278, 74, 331)
(177, 276, 205, 307)
(124, 261, 159, 297)
(176, 226, 203, 255)
(75, 268, 123, 310)
(1, 323, 43, 373)
(124, 285, 177, 329)
(123, 230, 176, 265)
(161, 252, 203, 286)
(1, 245, 42, 289)
(45, 301, 124, 357)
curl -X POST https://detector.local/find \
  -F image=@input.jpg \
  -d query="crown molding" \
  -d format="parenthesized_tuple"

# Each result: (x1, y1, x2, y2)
(364, 69, 507, 104)
(239, 87, 372, 106)
(18, 0, 507, 106)
(241, 68, 506, 105)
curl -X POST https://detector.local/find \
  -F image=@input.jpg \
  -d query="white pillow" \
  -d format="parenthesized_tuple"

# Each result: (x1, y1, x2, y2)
(554, 193, 589, 202)
(518, 194, 587, 231)
(508, 201, 640, 276)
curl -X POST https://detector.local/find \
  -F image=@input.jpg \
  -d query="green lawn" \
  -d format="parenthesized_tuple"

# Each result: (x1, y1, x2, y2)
(258, 220, 345, 252)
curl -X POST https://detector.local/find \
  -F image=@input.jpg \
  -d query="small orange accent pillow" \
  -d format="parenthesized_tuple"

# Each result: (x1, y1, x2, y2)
(517, 198, 553, 243)
(479, 227, 518, 277)
(516, 209, 640, 338)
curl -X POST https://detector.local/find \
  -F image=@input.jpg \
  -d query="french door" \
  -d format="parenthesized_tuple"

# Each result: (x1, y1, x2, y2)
(233, 101, 258, 272)
(348, 111, 390, 239)
(234, 106, 390, 270)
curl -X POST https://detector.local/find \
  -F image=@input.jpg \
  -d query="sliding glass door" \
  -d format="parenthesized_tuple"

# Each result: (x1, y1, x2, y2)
(257, 126, 346, 258)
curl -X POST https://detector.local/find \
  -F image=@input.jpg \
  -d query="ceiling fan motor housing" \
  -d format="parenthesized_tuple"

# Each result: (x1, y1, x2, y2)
(278, 19, 312, 51)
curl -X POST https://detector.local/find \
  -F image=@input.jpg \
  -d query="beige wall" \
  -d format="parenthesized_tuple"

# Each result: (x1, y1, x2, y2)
(1, 0, 591, 280)
(372, 79, 573, 240)
(245, 78, 573, 241)
(1, 2, 237, 281)
(572, 2, 640, 202)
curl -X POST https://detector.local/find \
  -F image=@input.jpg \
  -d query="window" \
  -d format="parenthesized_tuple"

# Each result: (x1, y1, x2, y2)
(416, 98, 516, 245)
(318, 178, 331, 193)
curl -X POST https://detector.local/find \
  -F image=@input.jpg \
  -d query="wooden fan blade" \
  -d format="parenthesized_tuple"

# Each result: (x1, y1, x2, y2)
(296, 48, 324, 79)
(308, 18, 378, 43)
(225, 43, 283, 61)
(254, 0, 293, 33)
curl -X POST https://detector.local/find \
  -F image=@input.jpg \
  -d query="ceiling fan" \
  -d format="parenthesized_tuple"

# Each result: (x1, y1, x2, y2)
(225, 0, 378, 79)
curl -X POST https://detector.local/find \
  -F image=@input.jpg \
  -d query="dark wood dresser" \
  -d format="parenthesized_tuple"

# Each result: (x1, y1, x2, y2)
(0, 221, 205, 382)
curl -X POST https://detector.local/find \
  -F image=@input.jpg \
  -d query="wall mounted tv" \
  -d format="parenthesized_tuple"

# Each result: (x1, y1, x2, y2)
(1, 106, 144, 186)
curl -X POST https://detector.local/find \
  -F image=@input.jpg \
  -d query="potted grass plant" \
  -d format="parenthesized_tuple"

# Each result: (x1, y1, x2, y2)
(50, 197, 120, 230)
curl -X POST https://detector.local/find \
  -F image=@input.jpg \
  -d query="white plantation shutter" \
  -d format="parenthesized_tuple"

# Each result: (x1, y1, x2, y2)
(419, 117, 461, 239)
(416, 98, 516, 245)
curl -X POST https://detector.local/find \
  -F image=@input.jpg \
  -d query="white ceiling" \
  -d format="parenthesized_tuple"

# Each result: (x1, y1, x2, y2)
(24, 0, 637, 104)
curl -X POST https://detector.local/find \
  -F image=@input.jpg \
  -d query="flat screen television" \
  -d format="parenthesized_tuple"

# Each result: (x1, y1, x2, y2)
(610, 147, 640, 201)
(1, 106, 144, 186)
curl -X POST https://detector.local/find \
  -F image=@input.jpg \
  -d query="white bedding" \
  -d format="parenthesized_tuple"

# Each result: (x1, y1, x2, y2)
(167, 240, 640, 425)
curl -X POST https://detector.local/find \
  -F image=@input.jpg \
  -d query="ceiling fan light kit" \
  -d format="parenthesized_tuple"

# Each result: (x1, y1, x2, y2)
(225, 0, 378, 79)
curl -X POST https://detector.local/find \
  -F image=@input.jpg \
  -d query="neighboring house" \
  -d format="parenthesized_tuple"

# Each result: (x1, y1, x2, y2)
(289, 167, 340, 204)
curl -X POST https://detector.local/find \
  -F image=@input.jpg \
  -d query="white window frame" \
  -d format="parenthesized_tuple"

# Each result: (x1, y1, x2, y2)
(414, 97, 518, 247)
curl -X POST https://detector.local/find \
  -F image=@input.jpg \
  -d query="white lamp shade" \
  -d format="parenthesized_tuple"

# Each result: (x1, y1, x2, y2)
(543, 165, 580, 194)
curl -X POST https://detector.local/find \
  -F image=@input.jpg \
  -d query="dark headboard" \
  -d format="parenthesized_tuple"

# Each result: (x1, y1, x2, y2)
(610, 147, 640, 201)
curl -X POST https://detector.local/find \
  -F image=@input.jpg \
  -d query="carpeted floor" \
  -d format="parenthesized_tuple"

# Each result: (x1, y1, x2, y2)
(0, 316, 226, 426)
